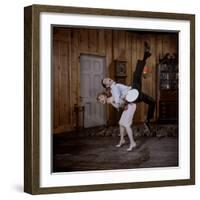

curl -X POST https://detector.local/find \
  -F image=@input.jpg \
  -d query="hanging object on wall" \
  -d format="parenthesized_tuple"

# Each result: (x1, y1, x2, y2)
(143, 65, 152, 79)
(114, 59, 127, 84)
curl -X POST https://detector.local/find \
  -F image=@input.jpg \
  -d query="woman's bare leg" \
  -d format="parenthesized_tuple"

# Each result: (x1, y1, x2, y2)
(125, 126, 136, 151)
(116, 126, 126, 147)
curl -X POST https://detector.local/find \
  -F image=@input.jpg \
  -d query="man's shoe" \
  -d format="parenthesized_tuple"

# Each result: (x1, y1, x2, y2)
(143, 52, 151, 60)
(143, 42, 151, 61)
(144, 121, 152, 136)
(144, 41, 150, 52)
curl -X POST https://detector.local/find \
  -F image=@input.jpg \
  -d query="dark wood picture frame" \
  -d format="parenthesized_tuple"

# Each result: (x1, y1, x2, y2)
(24, 4, 195, 194)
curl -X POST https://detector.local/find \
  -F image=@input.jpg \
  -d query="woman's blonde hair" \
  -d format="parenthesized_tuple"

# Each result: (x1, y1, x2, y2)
(96, 92, 108, 101)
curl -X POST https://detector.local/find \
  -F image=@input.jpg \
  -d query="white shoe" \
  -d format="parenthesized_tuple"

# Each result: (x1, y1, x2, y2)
(116, 139, 125, 147)
(127, 142, 136, 151)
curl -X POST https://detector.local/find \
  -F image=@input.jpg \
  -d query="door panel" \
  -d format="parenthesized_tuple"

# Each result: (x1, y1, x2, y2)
(80, 55, 106, 128)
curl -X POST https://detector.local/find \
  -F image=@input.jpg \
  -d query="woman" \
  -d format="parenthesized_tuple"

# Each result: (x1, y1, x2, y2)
(97, 89, 138, 151)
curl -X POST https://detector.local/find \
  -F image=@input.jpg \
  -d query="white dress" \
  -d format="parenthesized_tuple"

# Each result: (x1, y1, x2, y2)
(119, 103, 136, 127)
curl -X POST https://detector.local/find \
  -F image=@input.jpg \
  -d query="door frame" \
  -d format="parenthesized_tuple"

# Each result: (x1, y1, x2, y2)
(79, 53, 107, 128)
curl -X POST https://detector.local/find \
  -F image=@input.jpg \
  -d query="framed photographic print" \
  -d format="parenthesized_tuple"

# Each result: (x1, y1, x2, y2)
(24, 4, 195, 194)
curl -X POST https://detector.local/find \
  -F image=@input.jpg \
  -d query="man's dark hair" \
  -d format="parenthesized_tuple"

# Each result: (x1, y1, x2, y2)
(101, 79, 106, 88)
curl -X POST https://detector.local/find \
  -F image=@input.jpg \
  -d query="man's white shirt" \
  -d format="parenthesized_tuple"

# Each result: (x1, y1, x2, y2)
(110, 82, 131, 108)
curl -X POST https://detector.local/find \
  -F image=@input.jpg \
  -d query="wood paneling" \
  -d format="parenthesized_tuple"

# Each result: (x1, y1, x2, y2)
(53, 27, 178, 133)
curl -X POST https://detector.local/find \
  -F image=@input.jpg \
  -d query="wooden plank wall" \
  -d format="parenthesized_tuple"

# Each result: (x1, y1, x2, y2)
(53, 27, 178, 134)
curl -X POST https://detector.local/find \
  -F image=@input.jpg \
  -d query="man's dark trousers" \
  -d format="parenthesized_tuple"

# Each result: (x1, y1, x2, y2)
(132, 60, 155, 122)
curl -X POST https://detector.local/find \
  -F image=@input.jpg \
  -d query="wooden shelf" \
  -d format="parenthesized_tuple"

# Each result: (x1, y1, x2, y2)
(157, 63, 178, 124)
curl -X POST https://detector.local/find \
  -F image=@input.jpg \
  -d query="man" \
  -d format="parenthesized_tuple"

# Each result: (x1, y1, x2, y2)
(102, 42, 155, 132)
(101, 78, 131, 109)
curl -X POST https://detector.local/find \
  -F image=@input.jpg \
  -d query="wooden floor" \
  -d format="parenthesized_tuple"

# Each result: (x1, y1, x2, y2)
(53, 134, 178, 172)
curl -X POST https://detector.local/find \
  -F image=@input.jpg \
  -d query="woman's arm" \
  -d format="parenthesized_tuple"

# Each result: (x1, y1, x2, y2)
(107, 97, 121, 110)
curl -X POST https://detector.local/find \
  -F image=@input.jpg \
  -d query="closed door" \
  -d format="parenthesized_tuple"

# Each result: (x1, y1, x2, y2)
(80, 55, 106, 128)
